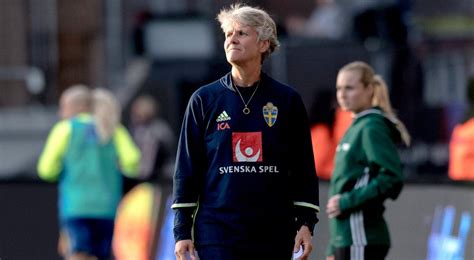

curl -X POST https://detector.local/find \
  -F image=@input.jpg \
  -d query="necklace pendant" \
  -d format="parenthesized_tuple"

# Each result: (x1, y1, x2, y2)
(243, 107, 250, 115)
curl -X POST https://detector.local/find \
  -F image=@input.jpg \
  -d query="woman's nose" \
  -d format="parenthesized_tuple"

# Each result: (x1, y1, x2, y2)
(227, 33, 238, 43)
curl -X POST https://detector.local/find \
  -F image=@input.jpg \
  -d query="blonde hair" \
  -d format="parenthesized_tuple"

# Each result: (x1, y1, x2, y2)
(92, 88, 121, 143)
(340, 61, 411, 146)
(217, 3, 280, 62)
(61, 84, 92, 112)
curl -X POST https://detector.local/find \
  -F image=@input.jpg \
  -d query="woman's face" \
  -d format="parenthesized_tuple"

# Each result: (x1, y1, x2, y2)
(223, 22, 269, 67)
(336, 70, 373, 113)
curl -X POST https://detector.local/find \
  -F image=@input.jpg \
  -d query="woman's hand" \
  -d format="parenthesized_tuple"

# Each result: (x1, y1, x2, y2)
(326, 194, 341, 218)
(175, 239, 198, 260)
(293, 225, 313, 260)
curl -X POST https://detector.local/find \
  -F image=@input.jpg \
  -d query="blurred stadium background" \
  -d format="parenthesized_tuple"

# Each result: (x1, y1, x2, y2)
(0, 0, 473, 259)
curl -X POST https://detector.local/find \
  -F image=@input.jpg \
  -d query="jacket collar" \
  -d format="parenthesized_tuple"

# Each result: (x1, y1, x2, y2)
(354, 107, 398, 125)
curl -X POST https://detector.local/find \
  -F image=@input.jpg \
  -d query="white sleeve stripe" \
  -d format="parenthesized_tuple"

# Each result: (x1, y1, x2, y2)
(171, 203, 198, 209)
(293, 201, 320, 212)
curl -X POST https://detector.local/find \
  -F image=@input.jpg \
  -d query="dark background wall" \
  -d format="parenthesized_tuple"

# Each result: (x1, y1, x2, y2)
(1, 181, 472, 260)
(0, 182, 60, 260)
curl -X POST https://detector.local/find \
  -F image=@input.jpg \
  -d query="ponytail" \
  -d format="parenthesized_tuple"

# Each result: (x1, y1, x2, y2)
(92, 89, 120, 143)
(372, 75, 411, 146)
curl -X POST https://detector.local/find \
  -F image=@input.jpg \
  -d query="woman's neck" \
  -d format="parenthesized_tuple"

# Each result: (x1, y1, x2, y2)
(231, 66, 261, 87)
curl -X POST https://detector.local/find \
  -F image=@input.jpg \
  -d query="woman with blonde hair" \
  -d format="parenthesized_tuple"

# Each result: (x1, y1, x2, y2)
(326, 61, 410, 260)
(173, 3, 319, 260)
(38, 86, 140, 260)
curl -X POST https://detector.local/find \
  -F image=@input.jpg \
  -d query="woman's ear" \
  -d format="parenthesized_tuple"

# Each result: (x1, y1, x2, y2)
(367, 83, 377, 101)
(259, 40, 270, 53)
(367, 82, 375, 93)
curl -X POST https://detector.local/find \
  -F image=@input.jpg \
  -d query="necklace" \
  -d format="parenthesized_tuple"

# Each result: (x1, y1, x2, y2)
(232, 79, 260, 115)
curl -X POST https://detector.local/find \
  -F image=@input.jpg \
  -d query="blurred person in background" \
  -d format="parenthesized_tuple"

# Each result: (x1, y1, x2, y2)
(129, 94, 176, 182)
(326, 61, 410, 260)
(172, 4, 319, 260)
(37, 86, 140, 260)
(449, 77, 474, 181)
(309, 89, 352, 180)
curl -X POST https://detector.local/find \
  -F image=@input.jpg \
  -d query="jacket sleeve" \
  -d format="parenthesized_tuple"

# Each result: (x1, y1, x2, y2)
(288, 92, 320, 234)
(172, 93, 207, 241)
(326, 243, 335, 257)
(114, 124, 141, 178)
(37, 120, 71, 182)
(339, 120, 403, 213)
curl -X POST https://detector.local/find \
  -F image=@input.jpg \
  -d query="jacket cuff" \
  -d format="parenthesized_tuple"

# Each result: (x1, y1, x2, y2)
(173, 207, 195, 241)
(294, 206, 319, 236)
(338, 193, 350, 213)
(326, 244, 335, 256)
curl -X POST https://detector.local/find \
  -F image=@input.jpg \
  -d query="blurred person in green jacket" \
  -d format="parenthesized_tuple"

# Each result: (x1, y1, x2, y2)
(326, 61, 410, 260)
(37, 85, 140, 260)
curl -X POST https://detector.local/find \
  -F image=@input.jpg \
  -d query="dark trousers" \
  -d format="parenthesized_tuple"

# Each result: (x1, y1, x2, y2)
(197, 245, 293, 260)
(61, 218, 114, 260)
(334, 245, 389, 260)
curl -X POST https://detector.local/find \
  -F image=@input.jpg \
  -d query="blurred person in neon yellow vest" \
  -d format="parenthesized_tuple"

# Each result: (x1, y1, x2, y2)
(37, 85, 140, 260)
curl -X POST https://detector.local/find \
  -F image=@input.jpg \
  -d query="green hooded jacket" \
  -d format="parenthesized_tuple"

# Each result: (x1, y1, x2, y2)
(327, 107, 403, 255)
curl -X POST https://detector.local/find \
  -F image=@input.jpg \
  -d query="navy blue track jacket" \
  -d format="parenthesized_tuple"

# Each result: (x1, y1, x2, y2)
(172, 72, 320, 248)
